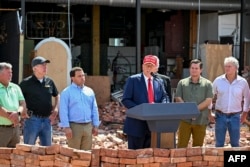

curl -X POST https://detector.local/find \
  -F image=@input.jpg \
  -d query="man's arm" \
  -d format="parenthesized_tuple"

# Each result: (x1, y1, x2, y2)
(0, 106, 11, 118)
(49, 94, 60, 125)
(197, 98, 212, 111)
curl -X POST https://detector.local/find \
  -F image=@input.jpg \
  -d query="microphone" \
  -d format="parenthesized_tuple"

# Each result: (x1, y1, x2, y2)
(150, 72, 157, 78)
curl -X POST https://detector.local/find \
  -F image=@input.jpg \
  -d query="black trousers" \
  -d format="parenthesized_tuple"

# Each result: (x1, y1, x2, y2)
(127, 133, 151, 149)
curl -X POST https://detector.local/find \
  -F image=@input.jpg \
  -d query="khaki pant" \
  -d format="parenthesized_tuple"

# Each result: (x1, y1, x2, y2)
(68, 122, 92, 150)
(177, 120, 206, 148)
(0, 126, 20, 147)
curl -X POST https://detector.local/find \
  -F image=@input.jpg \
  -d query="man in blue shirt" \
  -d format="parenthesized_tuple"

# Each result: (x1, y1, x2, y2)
(59, 67, 99, 150)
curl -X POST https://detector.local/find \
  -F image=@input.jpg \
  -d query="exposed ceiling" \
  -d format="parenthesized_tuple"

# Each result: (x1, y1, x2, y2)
(7, 0, 241, 11)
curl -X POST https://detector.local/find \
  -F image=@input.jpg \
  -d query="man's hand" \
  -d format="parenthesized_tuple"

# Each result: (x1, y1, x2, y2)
(64, 127, 73, 139)
(49, 110, 58, 125)
(8, 112, 19, 127)
(92, 127, 98, 136)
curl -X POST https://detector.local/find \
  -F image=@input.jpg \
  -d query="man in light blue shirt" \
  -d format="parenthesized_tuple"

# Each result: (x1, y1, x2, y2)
(59, 67, 99, 150)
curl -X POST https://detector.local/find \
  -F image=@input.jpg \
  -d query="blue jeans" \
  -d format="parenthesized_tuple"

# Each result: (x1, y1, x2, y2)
(23, 116, 52, 146)
(215, 112, 240, 147)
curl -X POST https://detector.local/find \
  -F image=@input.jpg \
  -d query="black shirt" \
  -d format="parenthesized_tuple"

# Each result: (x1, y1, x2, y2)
(19, 75, 59, 117)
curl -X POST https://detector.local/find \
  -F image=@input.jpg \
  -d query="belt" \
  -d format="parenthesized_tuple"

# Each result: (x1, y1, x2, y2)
(28, 110, 50, 118)
(70, 122, 91, 124)
(216, 110, 241, 116)
(0, 124, 13, 128)
(32, 114, 49, 118)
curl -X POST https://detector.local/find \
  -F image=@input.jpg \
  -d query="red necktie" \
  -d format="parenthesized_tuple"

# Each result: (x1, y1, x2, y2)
(148, 78, 154, 103)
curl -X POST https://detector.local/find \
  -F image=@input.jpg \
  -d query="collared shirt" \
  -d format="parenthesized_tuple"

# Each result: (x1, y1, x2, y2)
(175, 76, 213, 125)
(59, 83, 100, 128)
(0, 82, 25, 125)
(213, 74, 250, 113)
(143, 74, 153, 91)
(19, 75, 58, 116)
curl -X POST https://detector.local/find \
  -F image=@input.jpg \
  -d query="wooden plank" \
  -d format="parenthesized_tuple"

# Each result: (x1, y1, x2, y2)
(160, 133, 175, 149)
(200, 44, 232, 82)
(151, 132, 157, 148)
(85, 76, 110, 106)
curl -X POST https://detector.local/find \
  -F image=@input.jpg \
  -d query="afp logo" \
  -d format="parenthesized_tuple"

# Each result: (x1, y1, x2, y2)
(224, 151, 250, 167)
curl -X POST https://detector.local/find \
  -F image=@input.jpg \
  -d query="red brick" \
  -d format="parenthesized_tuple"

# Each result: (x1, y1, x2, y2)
(73, 149, 92, 160)
(125, 165, 143, 167)
(203, 147, 218, 156)
(25, 164, 40, 167)
(25, 157, 40, 166)
(10, 159, 25, 166)
(153, 148, 170, 157)
(186, 155, 202, 161)
(159, 162, 174, 167)
(170, 148, 186, 157)
(0, 147, 13, 154)
(91, 148, 100, 156)
(0, 159, 10, 165)
(144, 163, 161, 167)
(10, 153, 25, 161)
(192, 160, 208, 166)
(46, 144, 60, 154)
(118, 149, 137, 158)
(154, 157, 170, 163)
(186, 147, 202, 156)
(55, 154, 71, 162)
(16, 144, 32, 152)
(208, 161, 223, 167)
(176, 161, 192, 167)
(203, 155, 219, 162)
(100, 148, 118, 157)
(60, 146, 74, 157)
(91, 149, 100, 166)
(101, 162, 120, 167)
(101, 156, 119, 164)
(54, 159, 71, 167)
(137, 148, 153, 157)
(137, 157, 154, 164)
(40, 160, 54, 166)
(12, 149, 27, 155)
(170, 157, 186, 163)
(0, 153, 10, 160)
(119, 158, 137, 164)
(38, 155, 55, 161)
(31, 145, 46, 155)
(71, 159, 91, 166)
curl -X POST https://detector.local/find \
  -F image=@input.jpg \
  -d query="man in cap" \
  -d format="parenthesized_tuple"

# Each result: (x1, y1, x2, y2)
(122, 55, 168, 149)
(19, 56, 59, 146)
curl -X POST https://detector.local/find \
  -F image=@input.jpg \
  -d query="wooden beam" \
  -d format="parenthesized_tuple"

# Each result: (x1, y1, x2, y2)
(189, 10, 197, 59)
(92, 5, 100, 75)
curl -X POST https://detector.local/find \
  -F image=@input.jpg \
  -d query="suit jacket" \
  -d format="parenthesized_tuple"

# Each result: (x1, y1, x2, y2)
(155, 73, 172, 102)
(122, 73, 167, 137)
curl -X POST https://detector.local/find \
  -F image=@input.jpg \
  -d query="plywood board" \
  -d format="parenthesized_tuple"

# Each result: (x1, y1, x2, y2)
(200, 44, 232, 82)
(85, 76, 111, 106)
(35, 38, 71, 93)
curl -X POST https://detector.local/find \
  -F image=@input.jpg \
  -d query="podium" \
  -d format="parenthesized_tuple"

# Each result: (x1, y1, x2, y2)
(126, 103, 199, 148)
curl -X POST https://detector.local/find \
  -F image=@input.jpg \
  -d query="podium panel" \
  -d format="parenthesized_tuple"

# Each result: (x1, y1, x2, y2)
(126, 103, 199, 132)
(126, 103, 199, 148)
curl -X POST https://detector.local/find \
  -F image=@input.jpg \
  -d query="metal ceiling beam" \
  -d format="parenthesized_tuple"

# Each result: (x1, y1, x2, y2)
(9, 0, 240, 11)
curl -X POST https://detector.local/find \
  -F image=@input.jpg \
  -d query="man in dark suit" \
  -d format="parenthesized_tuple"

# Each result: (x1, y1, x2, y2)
(122, 55, 169, 149)
(151, 56, 172, 102)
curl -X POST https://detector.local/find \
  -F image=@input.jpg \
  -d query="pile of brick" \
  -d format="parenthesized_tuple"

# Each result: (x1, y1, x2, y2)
(1, 143, 250, 167)
(98, 101, 127, 124)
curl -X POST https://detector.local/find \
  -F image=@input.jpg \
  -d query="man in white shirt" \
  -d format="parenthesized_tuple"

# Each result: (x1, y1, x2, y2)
(212, 56, 250, 147)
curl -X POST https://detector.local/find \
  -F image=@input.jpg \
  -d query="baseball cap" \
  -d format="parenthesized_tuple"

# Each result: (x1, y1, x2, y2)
(31, 56, 50, 67)
(143, 55, 157, 66)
